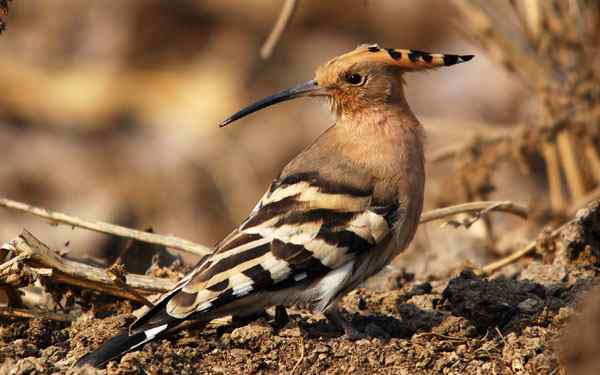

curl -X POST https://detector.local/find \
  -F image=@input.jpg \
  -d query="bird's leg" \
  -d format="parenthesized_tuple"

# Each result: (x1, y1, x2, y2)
(273, 305, 290, 329)
(324, 306, 365, 340)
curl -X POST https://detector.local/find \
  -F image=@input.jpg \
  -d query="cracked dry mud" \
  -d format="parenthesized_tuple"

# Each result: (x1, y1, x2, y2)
(2, 202, 600, 374)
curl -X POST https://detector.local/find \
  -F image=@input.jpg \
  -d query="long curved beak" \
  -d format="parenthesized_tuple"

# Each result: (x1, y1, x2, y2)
(219, 79, 324, 127)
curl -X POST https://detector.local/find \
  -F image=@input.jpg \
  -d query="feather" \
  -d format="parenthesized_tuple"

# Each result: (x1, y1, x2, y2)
(72, 40, 460, 367)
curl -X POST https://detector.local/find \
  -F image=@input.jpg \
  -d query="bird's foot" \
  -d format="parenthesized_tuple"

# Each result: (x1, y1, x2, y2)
(324, 307, 366, 340)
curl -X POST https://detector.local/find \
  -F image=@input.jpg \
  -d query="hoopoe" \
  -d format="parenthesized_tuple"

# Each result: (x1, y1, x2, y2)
(76, 43, 473, 368)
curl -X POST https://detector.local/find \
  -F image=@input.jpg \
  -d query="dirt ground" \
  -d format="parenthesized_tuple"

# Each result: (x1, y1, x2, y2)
(0, 202, 599, 374)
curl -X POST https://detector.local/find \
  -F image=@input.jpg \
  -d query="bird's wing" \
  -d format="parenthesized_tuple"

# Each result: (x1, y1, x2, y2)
(77, 170, 402, 368)
(153, 171, 401, 320)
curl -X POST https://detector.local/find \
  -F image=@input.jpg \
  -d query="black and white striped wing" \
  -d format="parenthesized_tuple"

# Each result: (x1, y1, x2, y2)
(158, 171, 399, 319)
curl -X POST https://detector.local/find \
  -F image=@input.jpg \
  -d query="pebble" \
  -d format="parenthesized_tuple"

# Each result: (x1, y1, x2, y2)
(229, 348, 251, 358)
(518, 298, 540, 313)
(278, 326, 302, 337)
(333, 347, 347, 358)
(384, 353, 401, 366)
(230, 324, 272, 345)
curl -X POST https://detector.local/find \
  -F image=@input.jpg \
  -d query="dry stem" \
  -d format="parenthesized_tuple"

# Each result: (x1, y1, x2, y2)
(0, 306, 76, 322)
(556, 131, 587, 200)
(541, 141, 566, 212)
(479, 216, 578, 275)
(584, 141, 600, 184)
(2, 230, 175, 302)
(260, 0, 299, 59)
(0, 197, 212, 257)
(290, 336, 305, 374)
(419, 201, 528, 224)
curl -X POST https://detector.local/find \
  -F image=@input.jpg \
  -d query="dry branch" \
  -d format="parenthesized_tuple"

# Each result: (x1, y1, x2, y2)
(557, 131, 587, 200)
(541, 141, 566, 212)
(0, 306, 76, 322)
(106, 263, 155, 308)
(479, 216, 578, 275)
(1, 196, 527, 262)
(0, 197, 212, 257)
(0, 199, 527, 310)
(260, 0, 299, 59)
(2, 230, 175, 302)
(419, 201, 528, 224)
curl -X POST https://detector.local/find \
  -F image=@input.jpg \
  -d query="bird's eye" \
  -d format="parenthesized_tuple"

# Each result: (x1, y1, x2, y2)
(345, 73, 364, 85)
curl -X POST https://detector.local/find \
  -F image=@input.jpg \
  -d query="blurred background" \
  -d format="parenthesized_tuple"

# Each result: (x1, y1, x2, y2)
(0, 1, 597, 283)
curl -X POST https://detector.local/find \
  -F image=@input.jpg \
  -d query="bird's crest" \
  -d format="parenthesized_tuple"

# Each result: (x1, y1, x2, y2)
(321, 43, 474, 71)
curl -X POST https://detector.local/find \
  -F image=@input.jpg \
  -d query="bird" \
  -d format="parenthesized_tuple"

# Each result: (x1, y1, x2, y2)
(75, 43, 474, 368)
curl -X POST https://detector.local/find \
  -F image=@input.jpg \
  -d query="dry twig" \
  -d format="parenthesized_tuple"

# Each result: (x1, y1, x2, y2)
(556, 131, 587, 200)
(478, 216, 578, 275)
(0, 197, 212, 257)
(260, 0, 299, 59)
(290, 336, 305, 375)
(419, 201, 528, 225)
(0, 306, 76, 322)
(2, 230, 175, 302)
(541, 141, 566, 212)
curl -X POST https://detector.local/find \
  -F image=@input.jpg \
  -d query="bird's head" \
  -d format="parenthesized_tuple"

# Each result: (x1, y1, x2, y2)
(219, 43, 473, 127)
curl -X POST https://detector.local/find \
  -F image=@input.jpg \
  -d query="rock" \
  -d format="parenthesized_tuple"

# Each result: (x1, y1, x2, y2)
(230, 324, 272, 345)
(384, 353, 401, 366)
(518, 297, 540, 313)
(13, 357, 44, 374)
(441, 270, 547, 332)
(520, 263, 567, 285)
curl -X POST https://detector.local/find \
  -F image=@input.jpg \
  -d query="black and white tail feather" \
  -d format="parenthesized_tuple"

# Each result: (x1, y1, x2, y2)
(75, 312, 179, 367)
(75, 170, 400, 368)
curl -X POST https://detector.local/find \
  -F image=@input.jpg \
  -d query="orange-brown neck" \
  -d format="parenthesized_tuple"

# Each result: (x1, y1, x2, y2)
(328, 72, 406, 121)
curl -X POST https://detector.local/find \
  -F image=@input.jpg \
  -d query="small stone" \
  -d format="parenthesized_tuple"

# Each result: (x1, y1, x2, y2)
(384, 353, 401, 365)
(318, 353, 328, 360)
(220, 333, 231, 345)
(314, 344, 329, 353)
(231, 324, 272, 345)
(14, 357, 44, 373)
(229, 348, 251, 358)
(412, 282, 433, 295)
(512, 358, 524, 372)
(367, 351, 381, 366)
(279, 326, 302, 337)
(464, 324, 479, 338)
(518, 298, 540, 313)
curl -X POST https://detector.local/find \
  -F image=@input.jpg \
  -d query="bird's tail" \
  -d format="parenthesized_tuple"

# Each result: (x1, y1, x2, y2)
(74, 330, 147, 368)
(74, 309, 179, 368)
